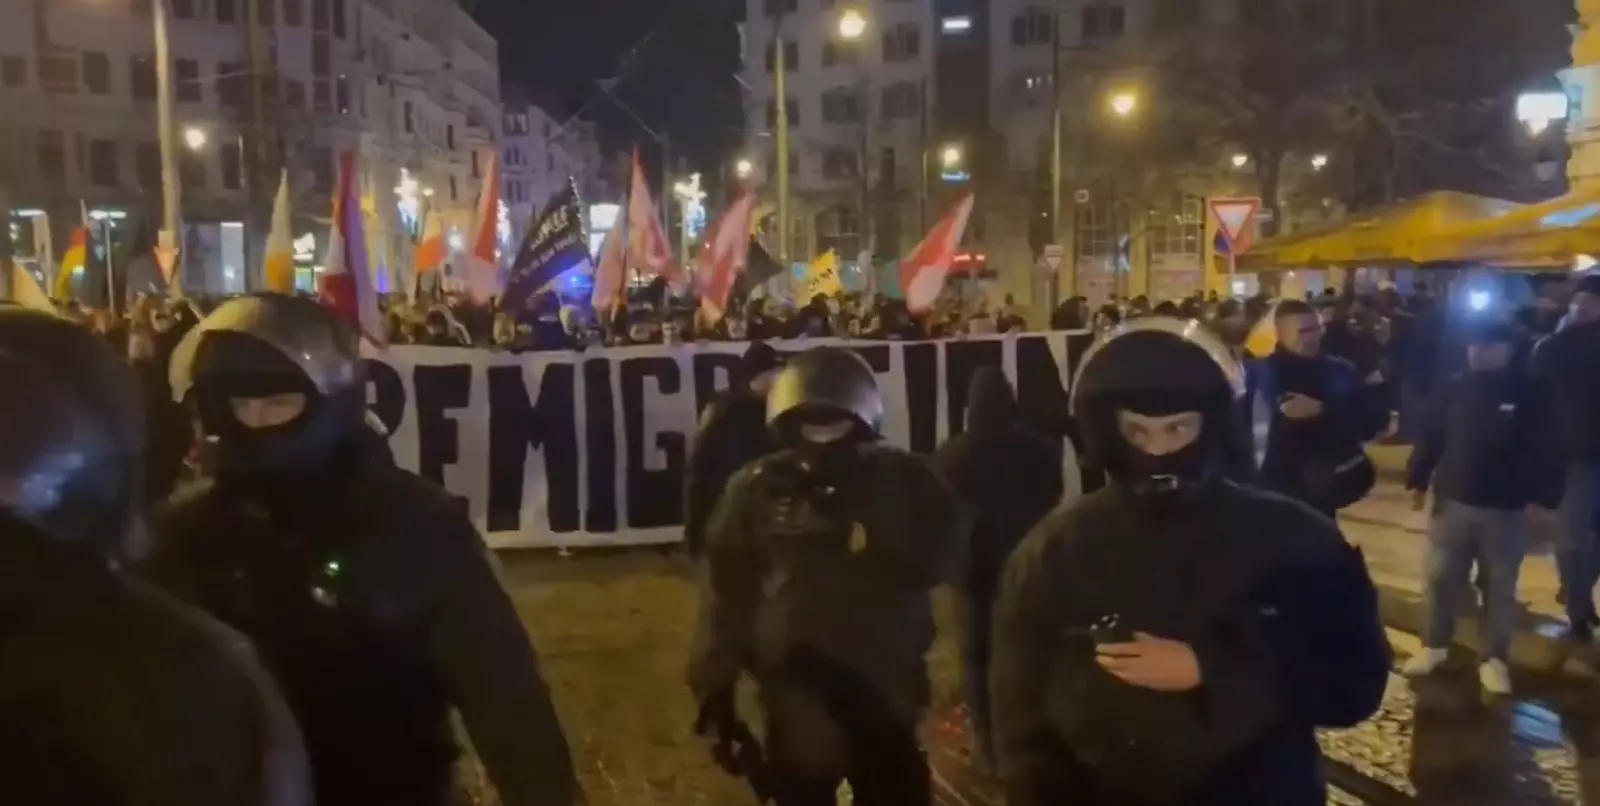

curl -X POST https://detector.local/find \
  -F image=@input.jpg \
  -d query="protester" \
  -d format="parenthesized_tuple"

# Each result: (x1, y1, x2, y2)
(1403, 320, 1563, 694)
(143, 293, 577, 806)
(0, 305, 310, 806)
(1254, 299, 1387, 516)
(932, 367, 1066, 773)
(990, 316, 1390, 806)
(688, 346, 963, 805)
(1529, 272, 1600, 640)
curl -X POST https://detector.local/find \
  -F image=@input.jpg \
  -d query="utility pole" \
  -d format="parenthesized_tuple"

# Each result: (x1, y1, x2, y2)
(774, 21, 791, 263)
(242, 0, 275, 290)
(1048, 10, 1063, 310)
(153, 0, 183, 288)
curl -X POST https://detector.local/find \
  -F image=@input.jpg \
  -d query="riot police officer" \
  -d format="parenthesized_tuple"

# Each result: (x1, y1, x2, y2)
(143, 293, 576, 806)
(688, 346, 963, 806)
(990, 317, 1390, 806)
(0, 305, 309, 806)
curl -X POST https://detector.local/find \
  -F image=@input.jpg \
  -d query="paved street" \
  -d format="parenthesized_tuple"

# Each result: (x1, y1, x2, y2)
(469, 488, 1600, 805)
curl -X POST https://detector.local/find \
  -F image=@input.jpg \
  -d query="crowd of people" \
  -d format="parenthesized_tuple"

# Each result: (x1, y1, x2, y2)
(4, 267, 1596, 806)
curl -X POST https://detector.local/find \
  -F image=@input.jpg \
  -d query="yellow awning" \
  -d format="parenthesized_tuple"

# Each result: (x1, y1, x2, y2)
(1238, 191, 1521, 271)
(1415, 185, 1600, 267)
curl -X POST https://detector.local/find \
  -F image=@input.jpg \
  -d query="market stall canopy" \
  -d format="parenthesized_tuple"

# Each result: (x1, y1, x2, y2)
(1414, 184, 1600, 268)
(1238, 191, 1521, 271)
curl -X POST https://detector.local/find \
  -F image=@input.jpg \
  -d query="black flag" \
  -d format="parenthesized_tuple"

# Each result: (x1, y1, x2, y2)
(499, 178, 588, 313)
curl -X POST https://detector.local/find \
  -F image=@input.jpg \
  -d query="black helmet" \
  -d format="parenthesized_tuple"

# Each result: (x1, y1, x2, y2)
(168, 293, 367, 472)
(0, 306, 146, 552)
(1070, 317, 1248, 496)
(766, 347, 883, 438)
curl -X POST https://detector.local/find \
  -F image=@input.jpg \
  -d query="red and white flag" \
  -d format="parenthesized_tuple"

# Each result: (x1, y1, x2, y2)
(590, 215, 627, 312)
(696, 191, 758, 323)
(625, 148, 681, 287)
(899, 193, 975, 313)
(460, 149, 502, 303)
(318, 151, 386, 347)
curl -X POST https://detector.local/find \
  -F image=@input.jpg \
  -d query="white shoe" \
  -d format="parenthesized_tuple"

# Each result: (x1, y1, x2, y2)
(1479, 659, 1513, 695)
(1402, 647, 1449, 676)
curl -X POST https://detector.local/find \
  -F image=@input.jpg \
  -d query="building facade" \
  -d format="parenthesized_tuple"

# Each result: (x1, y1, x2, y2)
(0, 0, 498, 297)
(738, 0, 1329, 312)
(501, 94, 612, 251)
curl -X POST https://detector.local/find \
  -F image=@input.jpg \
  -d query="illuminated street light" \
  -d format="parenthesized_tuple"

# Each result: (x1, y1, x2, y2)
(837, 8, 868, 40)
(1311, 153, 1329, 171)
(183, 126, 207, 150)
(940, 144, 963, 169)
(1516, 90, 1569, 136)
(1231, 153, 1249, 169)
(1108, 90, 1138, 118)
(735, 158, 755, 179)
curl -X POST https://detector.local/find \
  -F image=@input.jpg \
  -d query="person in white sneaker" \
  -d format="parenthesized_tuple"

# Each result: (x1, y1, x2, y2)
(1403, 321, 1565, 695)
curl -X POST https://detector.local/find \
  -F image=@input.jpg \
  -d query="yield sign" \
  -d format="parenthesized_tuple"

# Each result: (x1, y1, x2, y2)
(1210, 197, 1262, 249)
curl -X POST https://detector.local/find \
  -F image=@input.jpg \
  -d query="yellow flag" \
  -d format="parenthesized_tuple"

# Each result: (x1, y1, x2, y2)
(11, 262, 56, 312)
(802, 250, 843, 301)
(263, 169, 296, 292)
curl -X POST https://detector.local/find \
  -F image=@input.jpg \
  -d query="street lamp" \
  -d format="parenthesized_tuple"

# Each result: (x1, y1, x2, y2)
(940, 145, 963, 170)
(837, 8, 868, 40)
(1108, 89, 1138, 118)
(735, 158, 755, 180)
(1231, 153, 1250, 169)
(1310, 153, 1329, 171)
(183, 126, 208, 151)
(1516, 90, 1569, 136)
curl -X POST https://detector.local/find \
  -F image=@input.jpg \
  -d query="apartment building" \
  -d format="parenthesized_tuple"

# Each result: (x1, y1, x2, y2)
(501, 94, 611, 250)
(739, 0, 1335, 309)
(0, 0, 498, 295)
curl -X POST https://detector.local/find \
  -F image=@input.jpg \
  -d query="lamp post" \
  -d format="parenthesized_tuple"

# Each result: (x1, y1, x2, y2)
(773, 22, 791, 263)
(153, 0, 182, 283)
(672, 172, 705, 271)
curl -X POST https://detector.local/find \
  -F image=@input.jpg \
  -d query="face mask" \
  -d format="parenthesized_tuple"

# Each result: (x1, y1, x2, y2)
(799, 421, 854, 444)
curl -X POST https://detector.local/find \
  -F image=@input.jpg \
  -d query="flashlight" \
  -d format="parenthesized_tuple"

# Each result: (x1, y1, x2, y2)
(1467, 290, 1491, 312)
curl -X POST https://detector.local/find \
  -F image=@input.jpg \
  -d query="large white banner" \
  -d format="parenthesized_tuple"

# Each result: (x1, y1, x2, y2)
(367, 332, 1095, 548)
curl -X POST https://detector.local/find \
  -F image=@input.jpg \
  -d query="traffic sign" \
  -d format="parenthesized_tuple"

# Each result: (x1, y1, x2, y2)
(1042, 244, 1064, 271)
(1210, 197, 1262, 248)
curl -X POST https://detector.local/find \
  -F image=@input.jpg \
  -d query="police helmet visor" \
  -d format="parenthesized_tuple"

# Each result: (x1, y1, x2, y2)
(0, 307, 144, 545)
(1069, 316, 1246, 418)
(169, 294, 363, 404)
(765, 347, 884, 432)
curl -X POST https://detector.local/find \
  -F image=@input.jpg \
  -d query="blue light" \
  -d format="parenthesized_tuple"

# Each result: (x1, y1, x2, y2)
(1542, 203, 1600, 229)
(1467, 290, 1491, 311)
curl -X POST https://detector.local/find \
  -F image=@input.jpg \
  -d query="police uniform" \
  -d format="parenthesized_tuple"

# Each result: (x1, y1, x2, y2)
(0, 305, 310, 806)
(990, 317, 1391, 806)
(143, 294, 576, 806)
(687, 347, 963, 806)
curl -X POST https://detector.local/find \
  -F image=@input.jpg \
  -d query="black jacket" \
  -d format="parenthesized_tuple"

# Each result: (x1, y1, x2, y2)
(1531, 322, 1600, 463)
(687, 443, 964, 722)
(1406, 369, 1564, 511)
(1255, 351, 1387, 510)
(991, 482, 1389, 806)
(146, 442, 575, 806)
(933, 370, 1065, 603)
(0, 532, 309, 806)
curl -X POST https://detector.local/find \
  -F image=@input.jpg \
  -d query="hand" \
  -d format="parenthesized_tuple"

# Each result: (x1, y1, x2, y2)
(1410, 489, 1428, 512)
(1279, 393, 1324, 420)
(1095, 632, 1202, 692)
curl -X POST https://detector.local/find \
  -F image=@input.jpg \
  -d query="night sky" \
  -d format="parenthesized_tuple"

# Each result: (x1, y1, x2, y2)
(468, 0, 744, 181)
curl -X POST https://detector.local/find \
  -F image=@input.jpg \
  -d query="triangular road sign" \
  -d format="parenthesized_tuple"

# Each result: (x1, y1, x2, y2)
(1210, 197, 1262, 246)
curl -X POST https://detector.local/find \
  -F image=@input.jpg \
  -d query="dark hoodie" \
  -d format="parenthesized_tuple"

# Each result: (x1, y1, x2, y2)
(933, 368, 1066, 601)
(682, 342, 783, 555)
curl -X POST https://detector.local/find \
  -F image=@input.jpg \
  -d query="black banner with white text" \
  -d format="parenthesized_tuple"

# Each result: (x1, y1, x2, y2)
(365, 332, 1095, 547)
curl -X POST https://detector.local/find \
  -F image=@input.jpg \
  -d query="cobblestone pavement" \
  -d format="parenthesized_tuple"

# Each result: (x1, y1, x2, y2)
(467, 549, 1600, 805)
